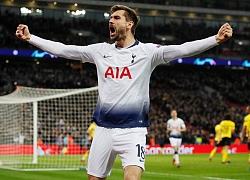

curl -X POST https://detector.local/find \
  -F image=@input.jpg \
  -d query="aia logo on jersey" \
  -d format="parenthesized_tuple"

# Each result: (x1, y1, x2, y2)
(105, 67, 132, 79)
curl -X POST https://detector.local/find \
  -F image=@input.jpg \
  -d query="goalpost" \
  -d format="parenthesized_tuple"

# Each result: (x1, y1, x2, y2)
(0, 86, 98, 171)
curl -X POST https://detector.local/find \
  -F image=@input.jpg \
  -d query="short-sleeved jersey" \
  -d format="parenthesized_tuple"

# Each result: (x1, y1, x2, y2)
(167, 118, 186, 138)
(88, 122, 97, 139)
(243, 114, 250, 137)
(214, 124, 221, 141)
(220, 120, 235, 138)
(30, 35, 217, 128)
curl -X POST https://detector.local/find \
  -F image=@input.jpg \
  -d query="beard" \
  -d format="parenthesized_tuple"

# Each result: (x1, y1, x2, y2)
(110, 27, 126, 41)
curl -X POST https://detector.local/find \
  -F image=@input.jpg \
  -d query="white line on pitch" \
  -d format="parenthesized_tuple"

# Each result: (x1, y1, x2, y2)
(112, 168, 237, 180)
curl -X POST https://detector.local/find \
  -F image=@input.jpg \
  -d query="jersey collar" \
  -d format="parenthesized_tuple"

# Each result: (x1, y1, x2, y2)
(115, 39, 139, 49)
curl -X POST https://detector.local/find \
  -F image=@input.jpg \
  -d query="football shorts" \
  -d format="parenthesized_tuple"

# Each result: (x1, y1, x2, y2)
(169, 137, 182, 147)
(87, 126, 147, 178)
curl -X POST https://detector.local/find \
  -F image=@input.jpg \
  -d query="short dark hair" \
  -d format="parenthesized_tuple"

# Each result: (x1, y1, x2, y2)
(224, 114, 231, 120)
(110, 5, 140, 35)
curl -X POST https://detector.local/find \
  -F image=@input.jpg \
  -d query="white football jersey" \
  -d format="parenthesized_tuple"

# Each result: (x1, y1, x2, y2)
(167, 118, 186, 138)
(30, 35, 217, 128)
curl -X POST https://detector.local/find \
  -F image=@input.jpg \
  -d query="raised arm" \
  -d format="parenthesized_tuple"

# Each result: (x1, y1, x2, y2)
(163, 23, 233, 62)
(16, 24, 83, 61)
(16, 24, 31, 41)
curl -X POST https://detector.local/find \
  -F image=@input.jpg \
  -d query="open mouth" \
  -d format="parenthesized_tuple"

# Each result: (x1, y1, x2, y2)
(109, 26, 116, 36)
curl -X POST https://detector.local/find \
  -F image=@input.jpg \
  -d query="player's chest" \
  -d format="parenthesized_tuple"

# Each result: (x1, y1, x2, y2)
(98, 50, 144, 66)
(97, 50, 149, 78)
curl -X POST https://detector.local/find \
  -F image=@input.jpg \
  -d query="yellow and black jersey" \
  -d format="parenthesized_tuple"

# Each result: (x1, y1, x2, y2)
(220, 120, 235, 138)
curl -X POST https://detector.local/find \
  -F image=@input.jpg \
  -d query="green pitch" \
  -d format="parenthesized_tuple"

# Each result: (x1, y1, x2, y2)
(0, 154, 249, 180)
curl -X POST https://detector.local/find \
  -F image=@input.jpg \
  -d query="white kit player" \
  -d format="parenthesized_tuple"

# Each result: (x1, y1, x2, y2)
(167, 110, 186, 167)
(16, 4, 233, 180)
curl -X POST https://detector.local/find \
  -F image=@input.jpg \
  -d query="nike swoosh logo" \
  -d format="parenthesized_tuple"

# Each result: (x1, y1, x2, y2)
(103, 55, 112, 58)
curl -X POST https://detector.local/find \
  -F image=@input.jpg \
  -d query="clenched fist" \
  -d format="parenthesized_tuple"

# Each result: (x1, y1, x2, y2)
(16, 24, 31, 41)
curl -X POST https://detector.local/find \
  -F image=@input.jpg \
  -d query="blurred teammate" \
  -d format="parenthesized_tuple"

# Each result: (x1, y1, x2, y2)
(82, 121, 96, 162)
(209, 123, 223, 161)
(167, 110, 186, 167)
(16, 4, 233, 180)
(218, 114, 235, 164)
(241, 106, 250, 164)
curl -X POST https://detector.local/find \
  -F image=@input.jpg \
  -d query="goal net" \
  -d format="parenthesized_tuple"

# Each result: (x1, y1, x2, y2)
(0, 86, 98, 171)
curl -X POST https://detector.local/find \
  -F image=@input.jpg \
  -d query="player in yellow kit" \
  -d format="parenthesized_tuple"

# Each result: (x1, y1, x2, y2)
(209, 123, 223, 161)
(218, 114, 235, 164)
(241, 106, 250, 164)
(82, 122, 97, 162)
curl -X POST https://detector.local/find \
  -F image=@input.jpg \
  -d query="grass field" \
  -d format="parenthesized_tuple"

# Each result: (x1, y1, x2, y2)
(0, 154, 249, 180)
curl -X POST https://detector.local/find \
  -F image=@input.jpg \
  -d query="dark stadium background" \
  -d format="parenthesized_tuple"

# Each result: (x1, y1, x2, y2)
(0, 0, 249, 145)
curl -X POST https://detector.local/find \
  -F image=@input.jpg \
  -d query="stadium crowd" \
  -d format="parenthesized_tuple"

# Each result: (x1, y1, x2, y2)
(100, 0, 250, 11)
(0, 6, 249, 147)
(1, 8, 250, 58)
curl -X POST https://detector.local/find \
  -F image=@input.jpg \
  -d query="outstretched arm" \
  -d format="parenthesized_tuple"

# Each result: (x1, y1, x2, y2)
(15, 24, 85, 61)
(162, 23, 233, 62)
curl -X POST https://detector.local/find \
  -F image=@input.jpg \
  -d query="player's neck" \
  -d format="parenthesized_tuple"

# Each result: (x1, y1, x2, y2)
(115, 34, 135, 48)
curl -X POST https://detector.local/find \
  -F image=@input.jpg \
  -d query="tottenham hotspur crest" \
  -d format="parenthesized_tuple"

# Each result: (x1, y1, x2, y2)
(131, 53, 136, 63)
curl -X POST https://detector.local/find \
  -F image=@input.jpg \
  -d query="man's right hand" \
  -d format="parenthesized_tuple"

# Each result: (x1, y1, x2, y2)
(16, 24, 31, 41)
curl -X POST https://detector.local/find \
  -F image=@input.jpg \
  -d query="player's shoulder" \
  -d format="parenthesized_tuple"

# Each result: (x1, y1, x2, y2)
(86, 42, 113, 51)
(143, 42, 163, 48)
(220, 120, 227, 125)
(227, 120, 235, 125)
(224, 120, 233, 123)
(138, 41, 164, 51)
(244, 114, 250, 121)
(215, 124, 221, 129)
(222, 120, 235, 126)
(175, 118, 184, 123)
(167, 118, 173, 122)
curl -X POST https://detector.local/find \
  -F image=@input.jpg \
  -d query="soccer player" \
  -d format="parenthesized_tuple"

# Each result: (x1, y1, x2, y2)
(209, 123, 223, 161)
(167, 110, 186, 167)
(218, 114, 235, 164)
(82, 121, 96, 162)
(241, 106, 250, 164)
(15, 4, 233, 180)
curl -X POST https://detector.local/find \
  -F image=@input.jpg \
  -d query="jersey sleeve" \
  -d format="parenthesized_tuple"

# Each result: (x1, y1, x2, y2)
(243, 120, 248, 127)
(162, 36, 218, 62)
(167, 120, 171, 127)
(244, 115, 250, 126)
(144, 35, 218, 69)
(143, 43, 165, 69)
(29, 35, 101, 63)
(88, 124, 94, 131)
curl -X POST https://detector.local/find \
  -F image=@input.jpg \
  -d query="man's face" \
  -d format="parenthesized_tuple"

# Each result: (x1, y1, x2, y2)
(171, 110, 177, 118)
(109, 10, 128, 41)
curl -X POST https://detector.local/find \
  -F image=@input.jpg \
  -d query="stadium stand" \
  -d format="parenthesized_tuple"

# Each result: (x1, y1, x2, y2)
(0, 0, 249, 145)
